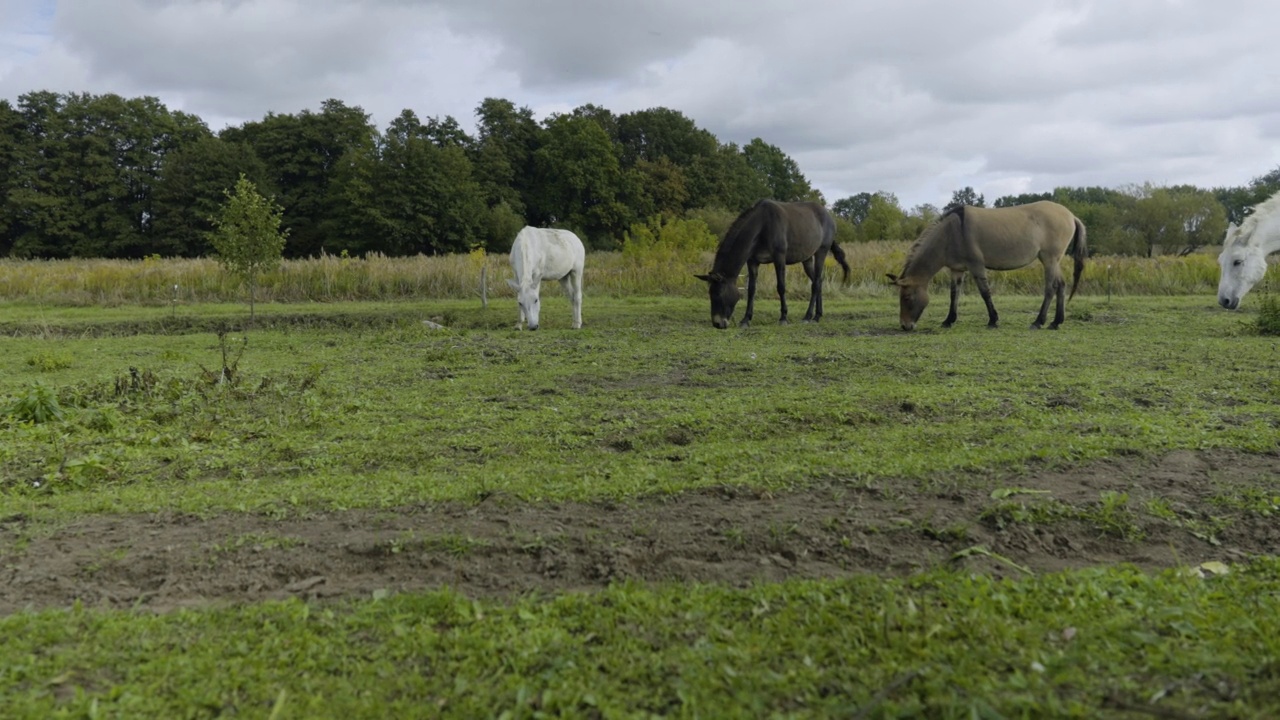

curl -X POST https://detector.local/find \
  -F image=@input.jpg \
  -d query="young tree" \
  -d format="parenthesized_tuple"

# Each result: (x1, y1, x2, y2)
(210, 174, 288, 318)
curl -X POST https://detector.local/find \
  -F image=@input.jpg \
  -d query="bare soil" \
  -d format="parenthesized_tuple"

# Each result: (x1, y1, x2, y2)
(2, 449, 1278, 614)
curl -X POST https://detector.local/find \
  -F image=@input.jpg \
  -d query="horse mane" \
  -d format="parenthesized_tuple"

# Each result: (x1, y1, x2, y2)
(716, 199, 769, 252)
(710, 199, 773, 273)
(902, 207, 961, 272)
(1234, 189, 1280, 246)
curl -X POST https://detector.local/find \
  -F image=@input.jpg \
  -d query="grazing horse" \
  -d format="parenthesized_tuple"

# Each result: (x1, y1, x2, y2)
(507, 226, 585, 330)
(694, 199, 850, 329)
(1218, 189, 1280, 310)
(886, 201, 1087, 331)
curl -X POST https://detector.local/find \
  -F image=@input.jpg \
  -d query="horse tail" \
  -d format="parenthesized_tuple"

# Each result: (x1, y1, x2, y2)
(1067, 217, 1087, 302)
(830, 241, 851, 284)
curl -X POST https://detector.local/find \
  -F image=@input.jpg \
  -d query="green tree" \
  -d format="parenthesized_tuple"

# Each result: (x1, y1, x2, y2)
(994, 192, 1051, 208)
(1123, 183, 1225, 257)
(615, 107, 717, 168)
(832, 193, 874, 224)
(686, 142, 770, 211)
(862, 192, 907, 241)
(945, 186, 985, 210)
(472, 98, 543, 218)
(221, 99, 377, 257)
(530, 113, 631, 247)
(152, 136, 270, 257)
(742, 138, 817, 202)
(210, 174, 288, 318)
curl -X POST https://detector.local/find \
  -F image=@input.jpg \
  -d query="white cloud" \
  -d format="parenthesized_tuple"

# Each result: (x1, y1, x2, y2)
(3, 0, 1280, 208)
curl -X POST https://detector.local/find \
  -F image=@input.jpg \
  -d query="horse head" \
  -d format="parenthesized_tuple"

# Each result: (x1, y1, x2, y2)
(695, 272, 740, 329)
(1217, 223, 1267, 310)
(507, 278, 542, 330)
(886, 273, 928, 331)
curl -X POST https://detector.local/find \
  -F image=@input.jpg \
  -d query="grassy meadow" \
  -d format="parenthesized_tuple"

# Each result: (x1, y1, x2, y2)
(1, 248, 1279, 718)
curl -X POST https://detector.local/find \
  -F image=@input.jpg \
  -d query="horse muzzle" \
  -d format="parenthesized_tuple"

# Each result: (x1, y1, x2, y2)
(712, 316, 728, 330)
(901, 321, 916, 331)
(1218, 296, 1239, 310)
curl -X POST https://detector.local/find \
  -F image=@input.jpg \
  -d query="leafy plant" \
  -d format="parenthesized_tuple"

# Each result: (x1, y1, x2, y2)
(209, 174, 289, 318)
(5, 383, 65, 424)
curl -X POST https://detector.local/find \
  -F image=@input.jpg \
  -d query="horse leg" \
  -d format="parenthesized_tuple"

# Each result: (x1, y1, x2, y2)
(561, 271, 582, 329)
(774, 254, 789, 325)
(1033, 264, 1067, 330)
(1048, 265, 1066, 330)
(943, 270, 966, 328)
(802, 256, 820, 322)
(741, 261, 759, 328)
(974, 273, 999, 328)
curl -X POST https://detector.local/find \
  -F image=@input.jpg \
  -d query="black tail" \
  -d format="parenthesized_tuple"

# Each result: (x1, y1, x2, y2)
(830, 242, 851, 284)
(1068, 217, 1087, 301)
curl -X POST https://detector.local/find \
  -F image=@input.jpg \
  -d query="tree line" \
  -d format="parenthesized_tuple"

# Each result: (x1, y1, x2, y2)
(1, 90, 1277, 260)
(0, 91, 817, 259)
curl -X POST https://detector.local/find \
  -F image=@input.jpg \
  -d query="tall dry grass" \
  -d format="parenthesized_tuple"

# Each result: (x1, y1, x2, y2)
(0, 244, 1236, 307)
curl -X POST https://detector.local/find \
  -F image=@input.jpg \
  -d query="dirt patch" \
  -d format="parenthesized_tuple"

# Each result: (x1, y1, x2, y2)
(2, 449, 1277, 614)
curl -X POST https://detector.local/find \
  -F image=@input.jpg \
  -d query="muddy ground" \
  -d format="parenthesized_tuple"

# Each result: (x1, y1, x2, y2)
(2, 449, 1278, 614)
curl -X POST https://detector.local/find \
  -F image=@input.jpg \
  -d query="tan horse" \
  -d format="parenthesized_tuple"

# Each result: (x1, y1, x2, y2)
(886, 201, 1087, 330)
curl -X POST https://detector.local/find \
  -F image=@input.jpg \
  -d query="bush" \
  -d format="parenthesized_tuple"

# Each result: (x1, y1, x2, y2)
(1257, 292, 1280, 336)
(622, 215, 718, 265)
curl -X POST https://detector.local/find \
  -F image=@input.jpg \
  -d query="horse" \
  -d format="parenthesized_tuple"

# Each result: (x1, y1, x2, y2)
(507, 226, 585, 330)
(694, 199, 850, 329)
(1218, 189, 1280, 310)
(886, 200, 1087, 331)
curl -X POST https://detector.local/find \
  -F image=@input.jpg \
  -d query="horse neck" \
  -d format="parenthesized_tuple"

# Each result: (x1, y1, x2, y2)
(711, 227, 758, 277)
(902, 226, 949, 281)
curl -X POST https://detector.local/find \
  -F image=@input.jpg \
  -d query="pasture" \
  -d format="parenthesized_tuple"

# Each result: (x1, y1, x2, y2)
(2, 257, 1280, 717)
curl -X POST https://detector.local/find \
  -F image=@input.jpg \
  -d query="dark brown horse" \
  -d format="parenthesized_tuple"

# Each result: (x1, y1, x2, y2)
(695, 200, 850, 329)
(886, 201, 1087, 330)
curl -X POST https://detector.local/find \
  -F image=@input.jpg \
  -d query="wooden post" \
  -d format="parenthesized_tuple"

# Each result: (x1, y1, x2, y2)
(480, 265, 488, 308)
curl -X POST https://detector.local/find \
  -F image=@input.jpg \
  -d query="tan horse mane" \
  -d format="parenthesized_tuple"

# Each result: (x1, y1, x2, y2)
(1234, 189, 1280, 246)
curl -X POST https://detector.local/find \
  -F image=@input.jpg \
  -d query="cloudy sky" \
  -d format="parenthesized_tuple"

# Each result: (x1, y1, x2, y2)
(2, 0, 1277, 209)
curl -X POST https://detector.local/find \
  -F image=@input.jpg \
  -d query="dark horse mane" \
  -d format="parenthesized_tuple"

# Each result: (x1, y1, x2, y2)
(709, 199, 774, 277)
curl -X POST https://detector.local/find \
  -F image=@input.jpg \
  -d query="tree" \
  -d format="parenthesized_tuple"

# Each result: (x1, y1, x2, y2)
(686, 142, 770, 211)
(152, 136, 269, 256)
(742, 138, 817, 202)
(945, 186, 985, 210)
(832, 193, 874, 224)
(472, 98, 543, 217)
(221, 99, 377, 257)
(529, 113, 631, 247)
(994, 192, 1051, 208)
(615, 107, 717, 168)
(1123, 183, 1226, 257)
(210, 174, 288, 318)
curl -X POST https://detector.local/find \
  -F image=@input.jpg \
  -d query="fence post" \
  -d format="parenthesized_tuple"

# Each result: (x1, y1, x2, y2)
(480, 265, 488, 308)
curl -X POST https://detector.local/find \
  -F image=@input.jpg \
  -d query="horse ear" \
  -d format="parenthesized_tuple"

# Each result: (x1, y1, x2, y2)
(885, 273, 899, 284)
(694, 273, 718, 283)
(506, 279, 519, 291)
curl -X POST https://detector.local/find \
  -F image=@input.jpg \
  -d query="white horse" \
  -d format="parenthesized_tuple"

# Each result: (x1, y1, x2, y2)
(507, 226, 585, 330)
(1219, 190, 1280, 309)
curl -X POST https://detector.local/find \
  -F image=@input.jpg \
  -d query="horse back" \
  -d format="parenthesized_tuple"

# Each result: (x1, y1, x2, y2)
(512, 226, 585, 283)
(961, 202, 1078, 270)
(756, 201, 833, 264)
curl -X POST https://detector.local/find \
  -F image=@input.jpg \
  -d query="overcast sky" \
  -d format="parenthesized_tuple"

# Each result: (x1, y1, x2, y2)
(2, 0, 1278, 209)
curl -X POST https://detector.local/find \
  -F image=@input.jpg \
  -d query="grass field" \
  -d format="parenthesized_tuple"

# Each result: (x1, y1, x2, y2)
(2, 263, 1279, 717)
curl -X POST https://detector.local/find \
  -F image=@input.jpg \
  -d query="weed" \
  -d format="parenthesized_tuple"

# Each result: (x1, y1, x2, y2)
(25, 352, 73, 372)
(5, 383, 64, 424)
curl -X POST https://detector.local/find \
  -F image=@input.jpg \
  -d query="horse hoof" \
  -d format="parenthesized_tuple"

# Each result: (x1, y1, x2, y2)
(986, 323, 999, 329)
(1048, 324, 1061, 331)
(1029, 323, 1042, 330)
(941, 322, 954, 329)
(739, 321, 751, 329)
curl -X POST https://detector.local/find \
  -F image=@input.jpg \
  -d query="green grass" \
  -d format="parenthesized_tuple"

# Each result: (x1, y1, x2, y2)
(1, 294, 1276, 518)
(2, 291, 1279, 717)
(2, 562, 1278, 718)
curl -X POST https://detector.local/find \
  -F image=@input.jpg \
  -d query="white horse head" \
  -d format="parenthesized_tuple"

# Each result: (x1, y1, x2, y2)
(1218, 192, 1280, 310)
(508, 226, 585, 331)
(1217, 223, 1268, 310)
